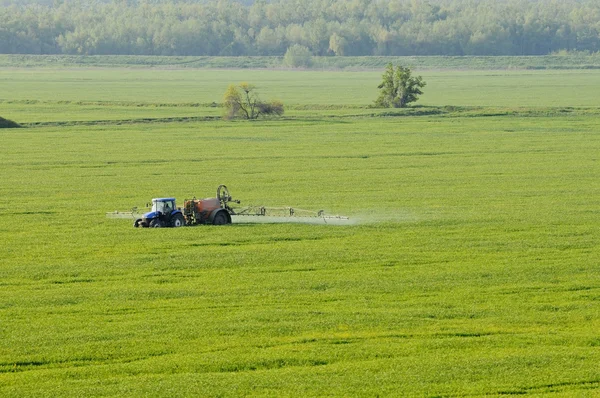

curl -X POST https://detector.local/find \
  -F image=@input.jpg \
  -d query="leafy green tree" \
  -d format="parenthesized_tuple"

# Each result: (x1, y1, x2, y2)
(282, 44, 313, 68)
(375, 63, 426, 108)
(223, 83, 284, 120)
(255, 27, 284, 55)
(2, 0, 600, 56)
(328, 32, 347, 55)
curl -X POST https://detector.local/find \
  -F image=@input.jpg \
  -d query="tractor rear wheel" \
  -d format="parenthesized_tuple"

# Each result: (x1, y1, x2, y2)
(149, 219, 163, 228)
(172, 214, 185, 227)
(212, 211, 228, 225)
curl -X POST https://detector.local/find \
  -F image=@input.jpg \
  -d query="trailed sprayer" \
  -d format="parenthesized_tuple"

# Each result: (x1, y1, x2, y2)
(107, 185, 348, 227)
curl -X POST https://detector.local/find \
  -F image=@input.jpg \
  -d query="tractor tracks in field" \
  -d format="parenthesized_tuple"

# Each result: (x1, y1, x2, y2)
(20, 115, 221, 128)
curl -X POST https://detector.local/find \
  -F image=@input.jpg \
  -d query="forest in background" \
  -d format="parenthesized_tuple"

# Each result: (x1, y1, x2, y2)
(1, 0, 599, 57)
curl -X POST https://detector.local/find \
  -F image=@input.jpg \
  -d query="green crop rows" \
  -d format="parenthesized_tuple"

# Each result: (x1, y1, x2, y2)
(1, 63, 599, 397)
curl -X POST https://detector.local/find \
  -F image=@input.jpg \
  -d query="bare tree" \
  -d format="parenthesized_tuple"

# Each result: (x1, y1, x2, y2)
(223, 83, 284, 120)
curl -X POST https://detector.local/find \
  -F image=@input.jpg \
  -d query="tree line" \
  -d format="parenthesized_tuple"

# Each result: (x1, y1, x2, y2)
(1, 0, 599, 56)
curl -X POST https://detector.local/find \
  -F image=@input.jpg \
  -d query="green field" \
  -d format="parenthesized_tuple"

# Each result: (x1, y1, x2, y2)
(3, 68, 600, 109)
(1, 64, 600, 396)
(2, 54, 600, 70)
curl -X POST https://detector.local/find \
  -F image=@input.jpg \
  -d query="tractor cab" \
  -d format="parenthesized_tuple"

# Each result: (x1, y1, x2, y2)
(134, 198, 186, 228)
(152, 198, 175, 215)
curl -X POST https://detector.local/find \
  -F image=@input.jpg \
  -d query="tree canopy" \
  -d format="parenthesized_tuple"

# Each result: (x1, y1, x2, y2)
(375, 64, 426, 108)
(1, 0, 599, 56)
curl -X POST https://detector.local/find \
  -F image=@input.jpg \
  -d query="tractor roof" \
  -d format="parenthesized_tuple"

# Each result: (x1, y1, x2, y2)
(152, 198, 176, 202)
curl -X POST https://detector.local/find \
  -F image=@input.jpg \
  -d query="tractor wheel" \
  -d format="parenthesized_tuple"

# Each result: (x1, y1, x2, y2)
(172, 214, 186, 228)
(134, 219, 142, 228)
(212, 211, 228, 225)
(149, 219, 163, 228)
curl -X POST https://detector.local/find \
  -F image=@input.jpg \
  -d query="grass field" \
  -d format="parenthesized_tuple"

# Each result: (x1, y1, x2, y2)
(2, 68, 600, 108)
(1, 64, 600, 396)
(0, 69, 600, 111)
(2, 54, 600, 70)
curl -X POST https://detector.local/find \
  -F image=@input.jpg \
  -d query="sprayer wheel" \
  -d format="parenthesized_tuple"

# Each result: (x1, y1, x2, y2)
(213, 212, 228, 225)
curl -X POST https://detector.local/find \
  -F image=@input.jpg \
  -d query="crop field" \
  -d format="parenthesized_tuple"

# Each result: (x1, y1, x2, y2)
(1, 65, 600, 396)
(3, 68, 600, 108)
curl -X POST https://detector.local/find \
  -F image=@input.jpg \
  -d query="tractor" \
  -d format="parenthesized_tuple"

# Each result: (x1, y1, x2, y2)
(134, 198, 186, 228)
(108, 185, 349, 227)
(133, 185, 236, 228)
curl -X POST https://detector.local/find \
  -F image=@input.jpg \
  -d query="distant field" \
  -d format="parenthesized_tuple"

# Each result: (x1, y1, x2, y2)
(1, 65, 599, 396)
(2, 54, 600, 70)
(1, 69, 600, 118)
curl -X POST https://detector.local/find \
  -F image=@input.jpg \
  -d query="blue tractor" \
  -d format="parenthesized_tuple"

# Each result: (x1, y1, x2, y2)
(134, 198, 186, 228)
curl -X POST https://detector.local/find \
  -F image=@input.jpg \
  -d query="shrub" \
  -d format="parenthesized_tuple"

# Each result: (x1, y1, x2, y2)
(257, 100, 284, 117)
(223, 83, 284, 120)
(0, 117, 20, 128)
(282, 45, 313, 68)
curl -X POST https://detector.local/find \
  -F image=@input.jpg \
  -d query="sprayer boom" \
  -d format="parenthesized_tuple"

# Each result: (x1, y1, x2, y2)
(105, 207, 144, 219)
(232, 205, 348, 220)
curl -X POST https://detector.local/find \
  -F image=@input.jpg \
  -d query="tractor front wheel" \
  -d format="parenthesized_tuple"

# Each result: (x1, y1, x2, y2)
(172, 214, 186, 227)
(149, 219, 163, 228)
